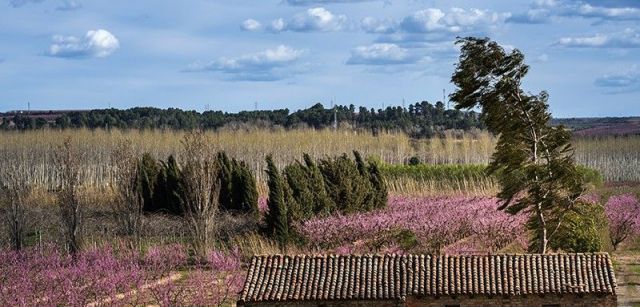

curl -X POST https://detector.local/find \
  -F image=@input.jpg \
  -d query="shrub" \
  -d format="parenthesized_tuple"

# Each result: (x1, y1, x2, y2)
(408, 156, 421, 165)
(550, 200, 606, 253)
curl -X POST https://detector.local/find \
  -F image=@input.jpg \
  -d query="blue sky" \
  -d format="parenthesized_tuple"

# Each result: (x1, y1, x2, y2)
(0, 0, 638, 117)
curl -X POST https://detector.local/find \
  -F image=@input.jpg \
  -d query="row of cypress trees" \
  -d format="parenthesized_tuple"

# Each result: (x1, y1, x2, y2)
(264, 151, 387, 246)
(136, 152, 259, 217)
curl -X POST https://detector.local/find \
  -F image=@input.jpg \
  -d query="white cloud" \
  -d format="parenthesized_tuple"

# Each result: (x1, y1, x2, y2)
(509, 0, 640, 23)
(186, 45, 306, 81)
(400, 8, 509, 34)
(556, 28, 640, 48)
(346, 43, 420, 65)
(241, 19, 262, 32)
(47, 29, 119, 58)
(595, 65, 640, 93)
(361, 17, 398, 34)
(267, 7, 347, 32)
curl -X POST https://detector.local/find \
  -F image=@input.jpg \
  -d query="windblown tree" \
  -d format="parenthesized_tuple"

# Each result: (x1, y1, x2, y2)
(450, 37, 587, 254)
(110, 139, 144, 241)
(180, 131, 221, 259)
(54, 137, 84, 254)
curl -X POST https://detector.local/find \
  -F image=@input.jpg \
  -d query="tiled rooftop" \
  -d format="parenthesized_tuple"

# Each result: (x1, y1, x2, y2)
(239, 253, 617, 303)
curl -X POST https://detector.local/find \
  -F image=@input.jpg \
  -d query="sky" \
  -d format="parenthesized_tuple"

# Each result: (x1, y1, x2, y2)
(0, 0, 638, 117)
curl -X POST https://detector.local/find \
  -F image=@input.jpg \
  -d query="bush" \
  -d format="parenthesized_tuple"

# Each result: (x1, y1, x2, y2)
(408, 156, 421, 165)
(318, 152, 385, 214)
(550, 200, 606, 253)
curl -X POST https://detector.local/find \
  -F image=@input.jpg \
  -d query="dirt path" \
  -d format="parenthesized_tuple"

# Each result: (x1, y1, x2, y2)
(615, 253, 640, 306)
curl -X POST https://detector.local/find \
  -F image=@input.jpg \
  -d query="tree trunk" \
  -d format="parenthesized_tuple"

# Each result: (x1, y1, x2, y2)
(536, 204, 548, 254)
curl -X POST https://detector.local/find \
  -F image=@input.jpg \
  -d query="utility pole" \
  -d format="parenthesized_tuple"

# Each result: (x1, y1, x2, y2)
(27, 102, 30, 113)
(402, 98, 405, 109)
(331, 99, 337, 131)
(443, 89, 448, 110)
(254, 101, 258, 111)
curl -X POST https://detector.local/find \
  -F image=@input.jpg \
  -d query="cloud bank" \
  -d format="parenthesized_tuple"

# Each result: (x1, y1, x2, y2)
(186, 45, 306, 81)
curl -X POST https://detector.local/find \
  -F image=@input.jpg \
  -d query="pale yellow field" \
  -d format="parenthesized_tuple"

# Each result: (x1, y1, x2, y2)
(0, 128, 638, 195)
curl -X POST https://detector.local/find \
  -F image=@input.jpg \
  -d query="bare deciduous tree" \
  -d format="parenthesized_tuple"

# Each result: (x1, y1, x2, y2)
(0, 164, 32, 250)
(180, 131, 221, 259)
(110, 139, 144, 241)
(54, 137, 84, 254)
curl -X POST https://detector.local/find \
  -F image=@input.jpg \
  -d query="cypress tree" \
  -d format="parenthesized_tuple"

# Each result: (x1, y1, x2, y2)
(231, 160, 259, 217)
(303, 154, 335, 215)
(217, 151, 234, 211)
(153, 155, 185, 215)
(319, 154, 370, 213)
(138, 153, 159, 212)
(368, 158, 388, 209)
(353, 151, 375, 210)
(264, 155, 289, 246)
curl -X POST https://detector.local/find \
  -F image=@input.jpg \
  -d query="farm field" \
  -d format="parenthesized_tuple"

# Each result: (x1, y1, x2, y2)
(3, 190, 640, 305)
(1, 128, 638, 195)
(1, 128, 640, 306)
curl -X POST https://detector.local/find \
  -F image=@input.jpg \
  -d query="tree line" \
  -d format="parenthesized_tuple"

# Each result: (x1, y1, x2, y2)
(0, 101, 483, 138)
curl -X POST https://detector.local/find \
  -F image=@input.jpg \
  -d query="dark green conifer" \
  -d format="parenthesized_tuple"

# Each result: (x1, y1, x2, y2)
(264, 155, 289, 246)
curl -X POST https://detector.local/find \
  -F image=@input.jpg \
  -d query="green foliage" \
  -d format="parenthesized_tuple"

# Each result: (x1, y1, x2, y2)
(368, 158, 387, 210)
(138, 151, 259, 218)
(283, 163, 318, 221)
(153, 155, 185, 215)
(230, 160, 259, 217)
(450, 37, 588, 253)
(264, 151, 388, 245)
(408, 156, 421, 166)
(2, 103, 483, 138)
(549, 201, 606, 253)
(264, 155, 289, 246)
(302, 154, 336, 215)
(217, 152, 234, 211)
(577, 165, 604, 188)
(381, 163, 488, 182)
(319, 153, 374, 214)
(138, 153, 159, 213)
(380, 163, 602, 187)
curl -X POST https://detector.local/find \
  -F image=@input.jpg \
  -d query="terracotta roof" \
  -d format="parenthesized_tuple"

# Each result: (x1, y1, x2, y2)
(239, 253, 616, 303)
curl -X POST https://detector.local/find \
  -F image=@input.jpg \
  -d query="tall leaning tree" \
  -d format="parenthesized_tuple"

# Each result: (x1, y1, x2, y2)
(450, 37, 587, 254)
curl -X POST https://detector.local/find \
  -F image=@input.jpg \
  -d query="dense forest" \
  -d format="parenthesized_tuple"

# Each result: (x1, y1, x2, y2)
(0, 101, 483, 138)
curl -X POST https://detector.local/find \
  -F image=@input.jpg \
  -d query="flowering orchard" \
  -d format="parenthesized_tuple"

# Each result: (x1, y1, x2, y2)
(605, 193, 640, 250)
(300, 196, 528, 254)
(0, 244, 244, 307)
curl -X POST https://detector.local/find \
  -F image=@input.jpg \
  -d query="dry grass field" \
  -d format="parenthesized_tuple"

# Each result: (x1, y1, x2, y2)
(0, 128, 637, 196)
